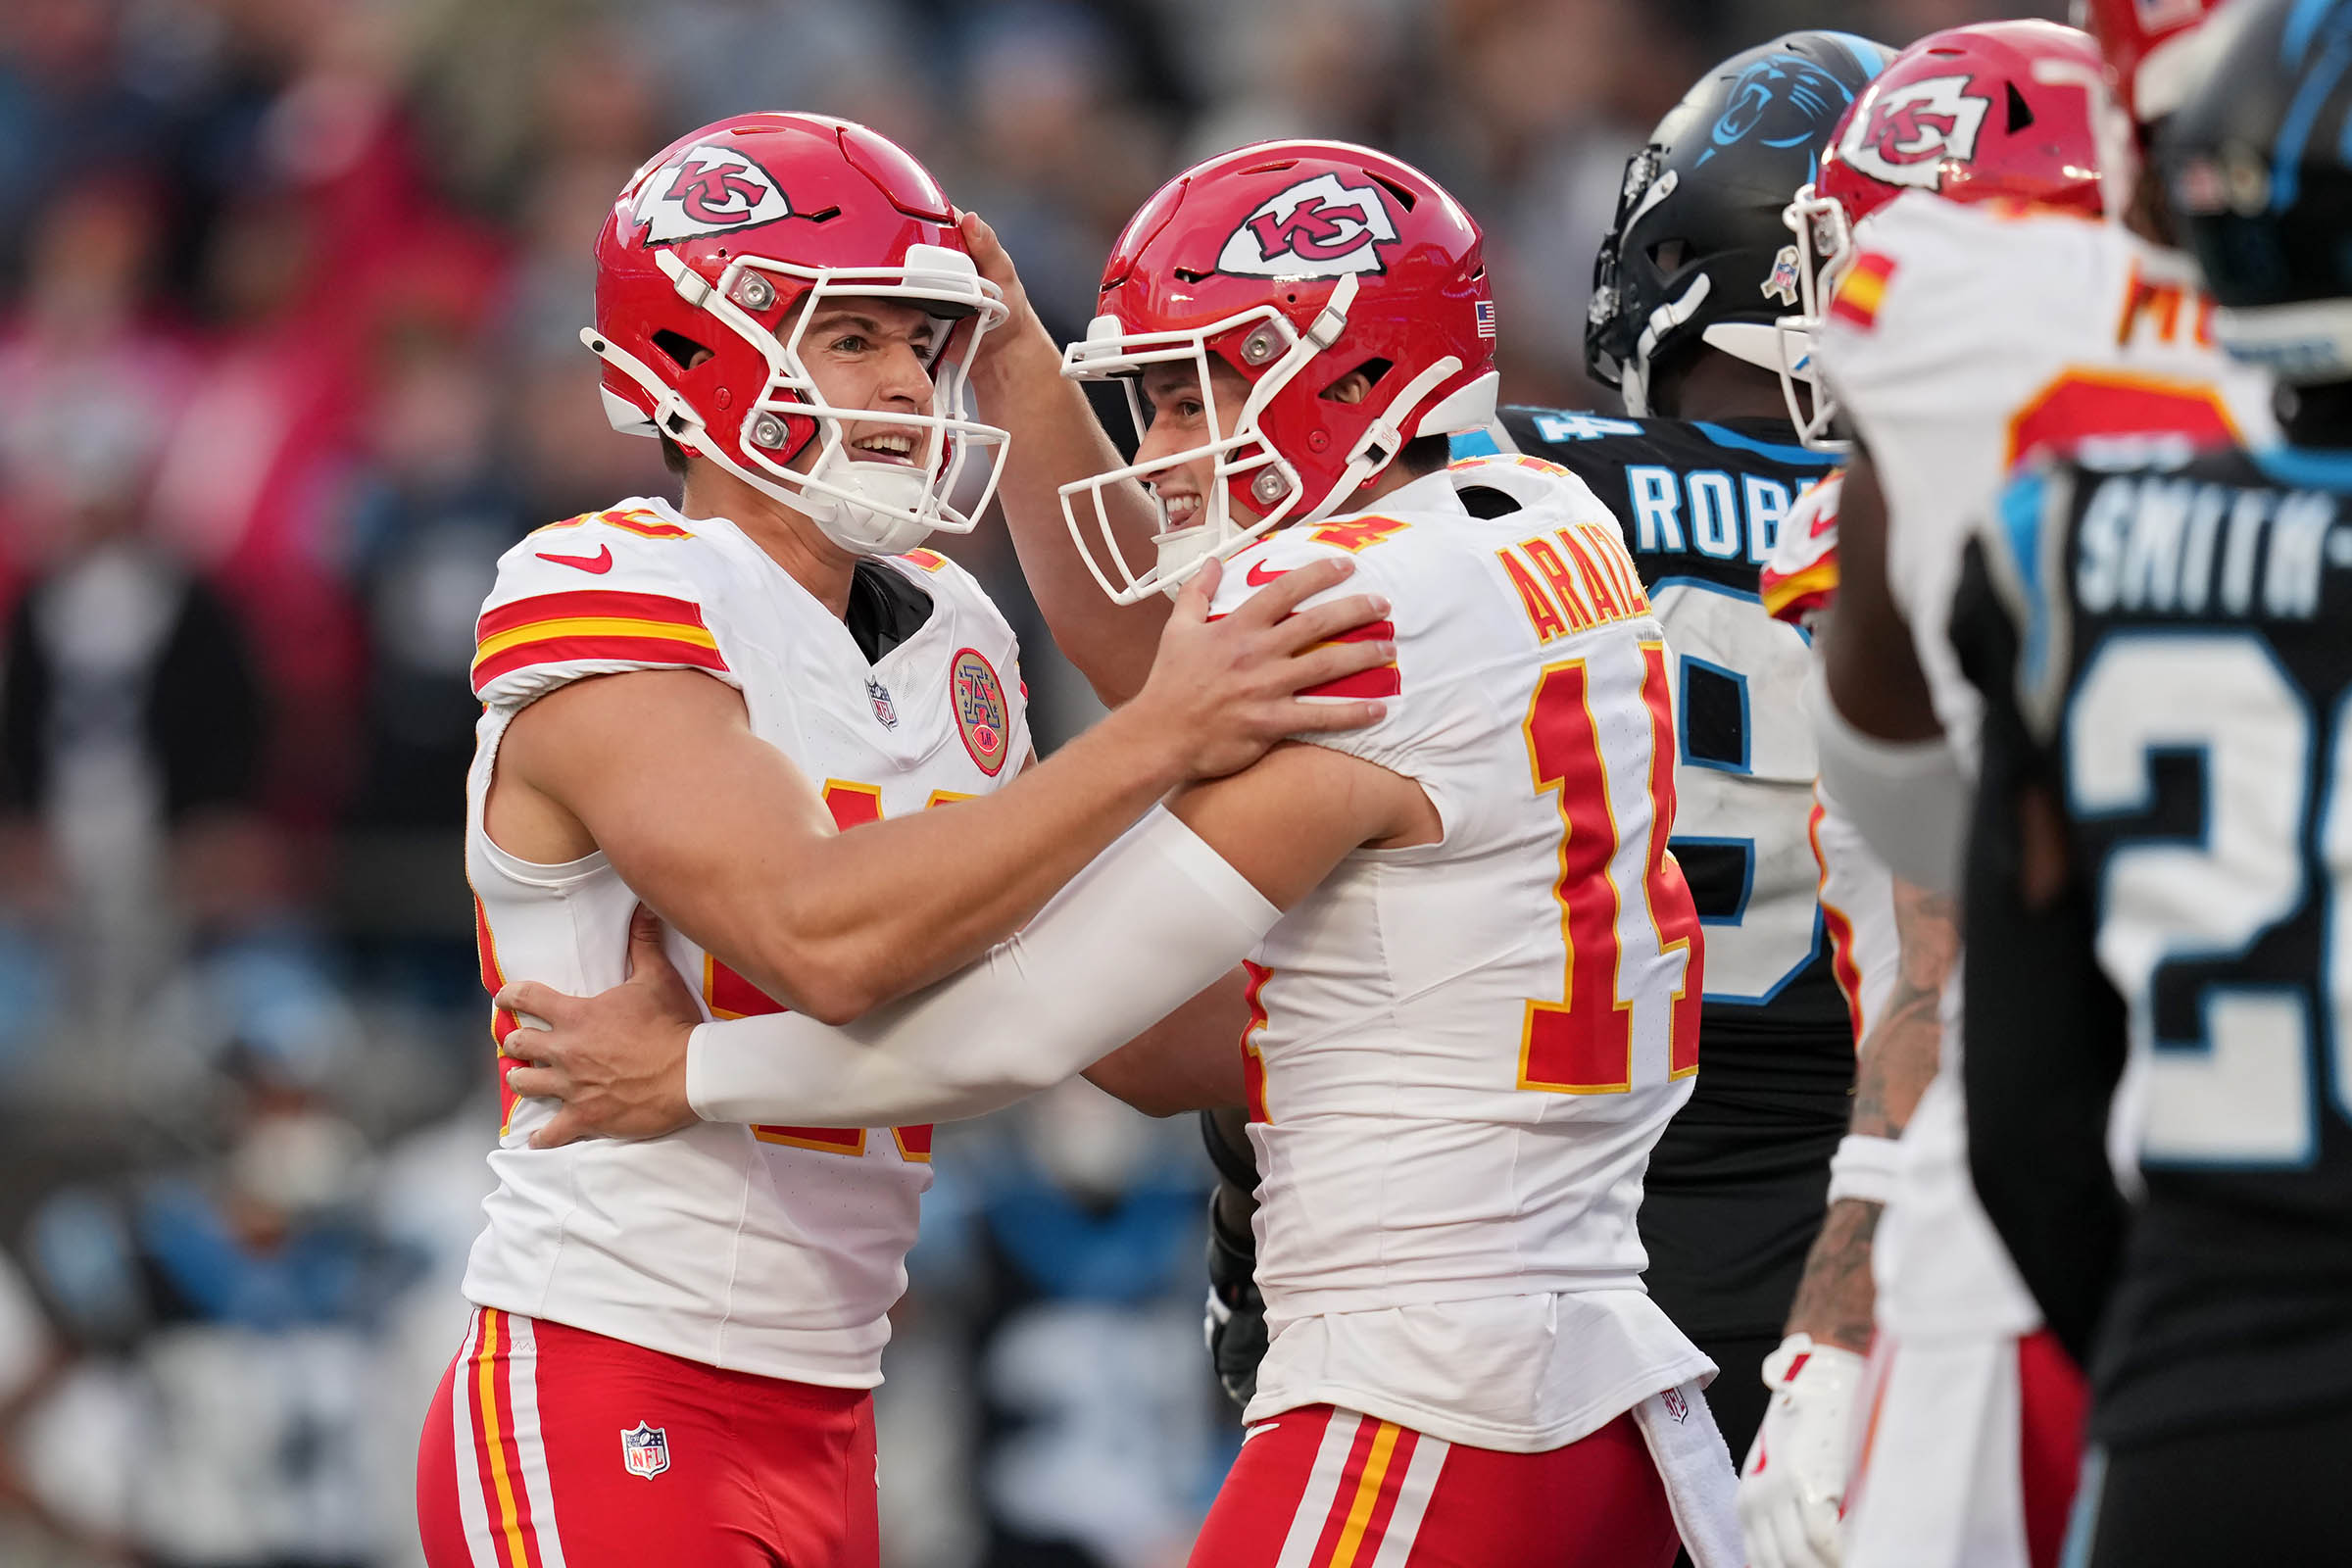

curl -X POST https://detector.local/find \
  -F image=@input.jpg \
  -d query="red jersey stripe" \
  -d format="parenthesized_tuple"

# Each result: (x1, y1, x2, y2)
(475, 589, 709, 641)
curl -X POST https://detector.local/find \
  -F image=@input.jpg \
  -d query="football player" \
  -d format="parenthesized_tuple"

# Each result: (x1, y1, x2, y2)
(1735, 24, 2120, 1568)
(1957, 0, 2352, 1557)
(1792, 4, 2274, 1566)
(414, 114, 1397, 1568)
(502, 141, 1747, 1566)
(1478, 31, 1894, 1464)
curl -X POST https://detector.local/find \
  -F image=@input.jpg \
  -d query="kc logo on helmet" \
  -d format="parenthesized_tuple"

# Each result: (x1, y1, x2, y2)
(632, 144, 792, 243)
(1839, 75, 1991, 190)
(1216, 173, 1398, 279)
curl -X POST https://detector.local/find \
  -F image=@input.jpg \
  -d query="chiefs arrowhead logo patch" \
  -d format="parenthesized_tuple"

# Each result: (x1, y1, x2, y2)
(632, 144, 792, 243)
(1839, 75, 1992, 191)
(1216, 173, 1398, 279)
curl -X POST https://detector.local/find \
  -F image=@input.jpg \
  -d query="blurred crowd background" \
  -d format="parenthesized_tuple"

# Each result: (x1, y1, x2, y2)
(0, 0, 2050, 1562)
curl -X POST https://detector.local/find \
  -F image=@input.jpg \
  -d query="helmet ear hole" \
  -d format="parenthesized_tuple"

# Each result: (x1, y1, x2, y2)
(652, 329, 713, 373)
(1648, 238, 1689, 272)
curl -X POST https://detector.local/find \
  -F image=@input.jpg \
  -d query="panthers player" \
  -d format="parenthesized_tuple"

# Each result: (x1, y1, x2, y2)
(1959, 3, 2352, 1557)
(415, 115, 1394, 1568)
(502, 140, 1747, 1566)
(1472, 30, 1893, 1463)
(1794, 3, 2274, 1565)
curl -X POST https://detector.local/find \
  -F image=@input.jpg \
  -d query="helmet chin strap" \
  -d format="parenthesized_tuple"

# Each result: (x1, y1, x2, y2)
(793, 447, 941, 556)
(1625, 272, 1715, 417)
(1307, 353, 1466, 521)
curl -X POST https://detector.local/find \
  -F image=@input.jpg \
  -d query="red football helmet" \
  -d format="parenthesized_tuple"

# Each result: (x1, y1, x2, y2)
(586, 113, 1008, 556)
(1056, 140, 1498, 603)
(2075, 0, 2230, 122)
(1775, 21, 2111, 447)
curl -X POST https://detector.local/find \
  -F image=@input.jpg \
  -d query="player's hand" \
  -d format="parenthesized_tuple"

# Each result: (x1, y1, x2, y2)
(1134, 556, 1393, 780)
(1739, 1334, 1866, 1568)
(495, 906, 701, 1149)
(956, 210, 1054, 379)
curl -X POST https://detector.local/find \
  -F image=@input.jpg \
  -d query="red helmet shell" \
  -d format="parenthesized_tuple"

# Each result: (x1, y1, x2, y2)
(1819, 20, 2108, 233)
(590, 113, 963, 473)
(1095, 140, 1493, 520)
(2075, 0, 2225, 120)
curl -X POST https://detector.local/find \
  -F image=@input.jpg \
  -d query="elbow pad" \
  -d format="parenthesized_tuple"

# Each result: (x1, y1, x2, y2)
(686, 806, 1279, 1126)
(1806, 665, 1968, 894)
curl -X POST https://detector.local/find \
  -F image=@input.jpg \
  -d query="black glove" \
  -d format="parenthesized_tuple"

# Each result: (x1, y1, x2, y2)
(1199, 1108, 1267, 1409)
(1204, 1185, 1268, 1409)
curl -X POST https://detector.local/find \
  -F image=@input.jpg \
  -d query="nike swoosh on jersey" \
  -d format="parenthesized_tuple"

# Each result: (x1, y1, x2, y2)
(1245, 560, 1290, 587)
(536, 545, 615, 574)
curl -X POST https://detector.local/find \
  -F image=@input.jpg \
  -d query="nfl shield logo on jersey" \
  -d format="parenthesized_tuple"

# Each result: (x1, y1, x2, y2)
(865, 676, 899, 730)
(620, 1421, 670, 1479)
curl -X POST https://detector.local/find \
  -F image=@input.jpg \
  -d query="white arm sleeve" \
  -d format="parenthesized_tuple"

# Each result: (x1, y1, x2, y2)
(1806, 664, 1968, 896)
(685, 806, 1279, 1125)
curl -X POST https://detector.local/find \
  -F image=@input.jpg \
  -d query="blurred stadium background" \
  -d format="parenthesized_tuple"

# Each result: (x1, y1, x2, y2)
(0, 0, 2051, 1562)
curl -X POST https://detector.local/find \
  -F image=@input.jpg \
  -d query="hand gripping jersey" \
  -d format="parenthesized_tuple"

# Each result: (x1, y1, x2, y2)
(1814, 194, 2279, 1347)
(1962, 444, 2352, 1446)
(1463, 412, 1850, 1098)
(1209, 456, 1714, 1451)
(460, 496, 1028, 1386)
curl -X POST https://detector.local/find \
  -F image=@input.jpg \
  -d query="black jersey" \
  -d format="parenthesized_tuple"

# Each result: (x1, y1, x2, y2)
(1958, 441, 2352, 1445)
(1459, 410, 1852, 1102)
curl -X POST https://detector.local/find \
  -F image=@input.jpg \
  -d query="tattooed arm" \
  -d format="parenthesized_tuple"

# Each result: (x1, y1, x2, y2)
(1783, 877, 1958, 1353)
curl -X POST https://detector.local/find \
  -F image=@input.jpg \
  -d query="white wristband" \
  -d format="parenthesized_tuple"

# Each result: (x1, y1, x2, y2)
(686, 805, 1280, 1126)
(1826, 1132, 1902, 1206)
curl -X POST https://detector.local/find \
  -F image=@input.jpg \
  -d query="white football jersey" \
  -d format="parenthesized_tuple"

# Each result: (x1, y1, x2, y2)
(1816, 193, 2278, 779)
(460, 496, 1029, 1386)
(1210, 458, 1713, 1451)
(1815, 197, 2277, 1342)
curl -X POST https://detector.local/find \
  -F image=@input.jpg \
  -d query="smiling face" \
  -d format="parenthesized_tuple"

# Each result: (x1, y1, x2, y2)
(787, 295, 949, 471)
(1133, 356, 1263, 530)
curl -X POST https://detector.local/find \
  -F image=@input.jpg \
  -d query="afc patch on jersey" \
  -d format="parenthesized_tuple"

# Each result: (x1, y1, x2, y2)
(620, 1420, 670, 1480)
(1217, 173, 1399, 278)
(632, 143, 791, 242)
(951, 647, 1010, 775)
(1838, 74, 1992, 190)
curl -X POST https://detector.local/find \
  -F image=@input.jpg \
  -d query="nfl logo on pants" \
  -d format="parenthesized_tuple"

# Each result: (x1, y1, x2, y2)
(620, 1421, 669, 1480)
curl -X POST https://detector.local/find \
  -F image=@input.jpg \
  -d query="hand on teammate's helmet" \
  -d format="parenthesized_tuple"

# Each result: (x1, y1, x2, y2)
(497, 906, 702, 1149)
(1739, 1333, 1866, 1568)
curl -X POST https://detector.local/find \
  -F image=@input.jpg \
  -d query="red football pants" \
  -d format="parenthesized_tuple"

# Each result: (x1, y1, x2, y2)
(416, 1307, 879, 1568)
(1190, 1404, 1681, 1568)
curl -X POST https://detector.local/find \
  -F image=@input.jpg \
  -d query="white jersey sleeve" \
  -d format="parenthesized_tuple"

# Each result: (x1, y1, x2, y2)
(471, 500, 743, 711)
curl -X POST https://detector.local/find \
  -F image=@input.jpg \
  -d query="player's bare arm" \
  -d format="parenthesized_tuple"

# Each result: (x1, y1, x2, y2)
(959, 210, 1169, 705)
(1079, 969, 1251, 1118)
(1078, 740, 1442, 1115)
(491, 556, 1393, 1025)
(503, 738, 1437, 1145)
(1781, 877, 1956, 1355)
(1816, 452, 1938, 744)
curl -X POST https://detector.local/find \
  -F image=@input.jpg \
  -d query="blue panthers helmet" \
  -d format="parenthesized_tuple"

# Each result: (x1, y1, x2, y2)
(1587, 30, 1893, 414)
(2159, 0, 2352, 383)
